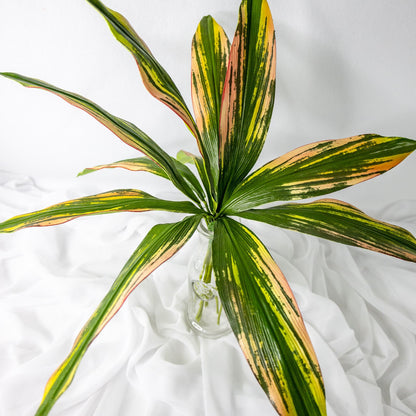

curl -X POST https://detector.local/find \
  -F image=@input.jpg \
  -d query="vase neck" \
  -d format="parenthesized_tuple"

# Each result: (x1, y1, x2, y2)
(197, 221, 213, 240)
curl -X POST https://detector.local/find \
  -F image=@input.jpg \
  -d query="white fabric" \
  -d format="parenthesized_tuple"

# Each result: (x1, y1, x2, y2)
(0, 172, 415, 416)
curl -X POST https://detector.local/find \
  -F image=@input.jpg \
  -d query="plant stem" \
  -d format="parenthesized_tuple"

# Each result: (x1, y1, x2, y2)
(193, 238, 224, 325)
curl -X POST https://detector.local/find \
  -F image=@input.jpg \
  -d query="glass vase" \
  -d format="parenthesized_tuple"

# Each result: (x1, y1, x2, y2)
(186, 223, 231, 338)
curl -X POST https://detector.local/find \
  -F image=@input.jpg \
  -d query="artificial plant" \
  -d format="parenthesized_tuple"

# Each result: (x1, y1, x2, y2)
(1, 0, 416, 415)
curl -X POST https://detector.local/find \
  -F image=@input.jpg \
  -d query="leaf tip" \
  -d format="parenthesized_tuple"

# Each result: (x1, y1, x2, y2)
(407, 137, 416, 151)
(176, 150, 194, 165)
(0, 72, 16, 80)
(77, 168, 92, 177)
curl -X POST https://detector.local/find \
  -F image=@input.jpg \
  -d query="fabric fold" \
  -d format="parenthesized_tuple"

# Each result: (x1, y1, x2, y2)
(0, 172, 415, 415)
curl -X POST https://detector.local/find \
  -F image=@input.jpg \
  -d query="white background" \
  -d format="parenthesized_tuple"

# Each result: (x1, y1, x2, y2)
(0, 1, 416, 416)
(0, 0, 415, 209)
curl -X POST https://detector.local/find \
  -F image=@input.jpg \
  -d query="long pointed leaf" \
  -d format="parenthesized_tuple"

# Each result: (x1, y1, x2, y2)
(0, 189, 201, 233)
(238, 198, 416, 262)
(34, 215, 201, 415)
(77, 157, 169, 178)
(225, 134, 416, 212)
(218, 0, 276, 202)
(0, 72, 203, 204)
(212, 218, 325, 416)
(86, 0, 199, 138)
(192, 15, 230, 194)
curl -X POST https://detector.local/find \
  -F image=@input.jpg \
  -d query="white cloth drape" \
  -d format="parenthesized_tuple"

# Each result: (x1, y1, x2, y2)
(0, 172, 415, 416)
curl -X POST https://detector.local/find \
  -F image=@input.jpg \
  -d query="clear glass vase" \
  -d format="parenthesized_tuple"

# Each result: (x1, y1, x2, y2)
(186, 223, 231, 338)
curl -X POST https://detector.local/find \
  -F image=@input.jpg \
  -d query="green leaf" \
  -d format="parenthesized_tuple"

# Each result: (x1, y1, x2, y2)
(177, 150, 216, 212)
(191, 15, 230, 195)
(218, 0, 276, 203)
(34, 215, 201, 416)
(212, 218, 326, 416)
(238, 198, 416, 262)
(0, 189, 202, 233)
(0, 72, 202, 204)
(174, 158, 207, 204)
(225, 134, 416, 213)
(86, 0, 199, 138)
(176, 150, 198, 166)
(77, 157, 169, 178)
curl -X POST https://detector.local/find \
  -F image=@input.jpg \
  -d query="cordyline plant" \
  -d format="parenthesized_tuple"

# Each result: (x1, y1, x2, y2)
(1, 0, 416, 415)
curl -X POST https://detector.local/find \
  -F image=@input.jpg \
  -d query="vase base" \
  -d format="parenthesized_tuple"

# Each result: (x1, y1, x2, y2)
(186, 315, 231, 339)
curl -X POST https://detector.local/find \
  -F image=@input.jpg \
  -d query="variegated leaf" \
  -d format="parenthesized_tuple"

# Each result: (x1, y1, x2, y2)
(77, 157, 169, 178)
(34, 215, 201, 415)
(212, 218, 325, 416)
(225, 134, 416, 213)
(0, 72, 203, 204)
(238, 198, 416, 262)
(86, 0, 199, 138)
(192, 15, 230, 192)
(218, 0, 276, 202)
(0, 189, 201, 233)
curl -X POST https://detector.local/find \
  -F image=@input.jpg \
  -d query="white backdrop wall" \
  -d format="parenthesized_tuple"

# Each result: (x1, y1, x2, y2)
(0, 2, 416, 416)
(0, 0, 415, 208)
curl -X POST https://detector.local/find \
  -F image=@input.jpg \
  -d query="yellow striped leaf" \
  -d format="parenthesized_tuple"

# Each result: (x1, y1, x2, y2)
(34, 215, 201, 415)
(212, 218, 326, 416)
(238, 198, 416, 262)
(191, 15, 230, 193)
(77, 157, 168, 178)
(0, 72, 204, 204)
(225, 134, 416, 212)
(0, 189, 201, 233)
(86, 0, 199, 138)
(218, 0, 276, 202)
